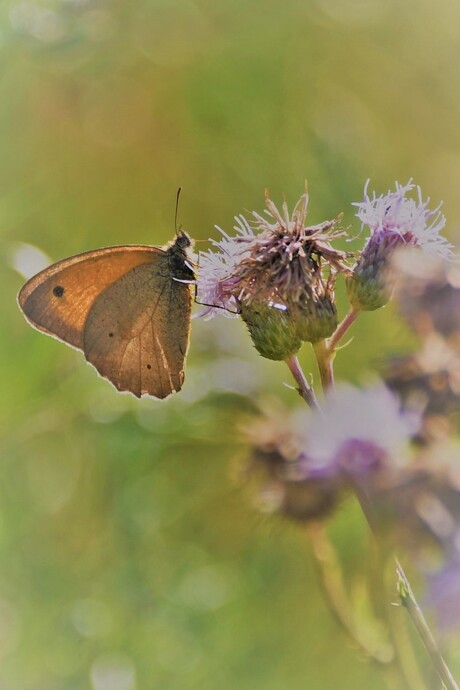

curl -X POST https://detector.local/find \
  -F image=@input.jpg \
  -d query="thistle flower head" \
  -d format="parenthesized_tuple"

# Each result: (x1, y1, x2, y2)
(233, 188, 349, 308)
(196, 186, 351, 357)
(347, 180, 453, 311)
(197, 189, 349, 307)
(355, 180, 452, 259)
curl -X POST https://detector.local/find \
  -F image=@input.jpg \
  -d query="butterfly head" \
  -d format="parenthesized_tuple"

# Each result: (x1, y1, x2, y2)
(167, 230, 195, 281)
(175, 229, 193, 251)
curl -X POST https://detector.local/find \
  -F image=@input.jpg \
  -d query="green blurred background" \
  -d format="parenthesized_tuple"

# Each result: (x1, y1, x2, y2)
(2, 0, 460, 688)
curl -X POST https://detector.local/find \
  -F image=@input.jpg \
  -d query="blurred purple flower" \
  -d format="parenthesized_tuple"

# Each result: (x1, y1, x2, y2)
(385, 335, 460, 443)
(391, 249, 460, 340)
(296, 384, 420, 478)
(245, 385, 421, 524)
(244, 403, 343, 523)
(426, 557, 460, 631)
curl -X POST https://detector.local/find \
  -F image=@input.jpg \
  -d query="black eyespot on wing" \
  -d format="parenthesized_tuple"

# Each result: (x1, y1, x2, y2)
(108, 332, 114, 338)
(53, 285, 65, 297)
(147, 364, 152, 369)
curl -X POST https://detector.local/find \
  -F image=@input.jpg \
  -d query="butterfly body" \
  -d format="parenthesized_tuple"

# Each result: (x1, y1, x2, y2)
(18, 231, 195, 399)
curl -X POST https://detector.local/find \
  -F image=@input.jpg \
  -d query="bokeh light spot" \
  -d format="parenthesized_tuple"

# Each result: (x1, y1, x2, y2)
(90, 654, 136, 690)
(9, 242, 50, 280)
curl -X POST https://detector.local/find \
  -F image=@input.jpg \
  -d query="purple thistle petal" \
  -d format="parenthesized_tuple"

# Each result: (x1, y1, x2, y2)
(354, 180, 453, 259)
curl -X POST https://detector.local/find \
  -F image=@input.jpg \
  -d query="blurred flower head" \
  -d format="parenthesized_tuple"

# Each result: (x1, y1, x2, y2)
(244, 384, 420, 524)
(392, 248, 460, 343)
(244, 404, 342, 523)
(384, 336, 460, 443)
(296, 384, 420, 479)
(384, 250, 460, 442)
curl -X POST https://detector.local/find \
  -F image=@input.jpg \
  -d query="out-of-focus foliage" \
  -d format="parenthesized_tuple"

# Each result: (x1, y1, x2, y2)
(2, 0, 460, 688)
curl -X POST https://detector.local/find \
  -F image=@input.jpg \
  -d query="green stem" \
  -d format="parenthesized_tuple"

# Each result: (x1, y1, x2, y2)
(396, 560, 460, 690)
(313, 339, 334, 391)
(352, 486, 430, 690)
(327, 307, 360, 354)
(385, 573, 430, 690)
(285, 355, 320, 410)
(308, 523, 393, 666)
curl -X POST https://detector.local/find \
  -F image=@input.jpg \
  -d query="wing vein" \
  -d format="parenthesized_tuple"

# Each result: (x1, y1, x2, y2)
(116, 279, 167, 385)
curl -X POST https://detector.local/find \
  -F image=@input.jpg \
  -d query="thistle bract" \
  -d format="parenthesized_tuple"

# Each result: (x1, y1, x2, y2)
(240, 301, 301, 361)
(295, 290, 338, 343)
(345, 231, 397, 310)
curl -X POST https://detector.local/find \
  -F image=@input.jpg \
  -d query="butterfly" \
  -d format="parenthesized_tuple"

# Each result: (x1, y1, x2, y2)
(17, 231, 195, 399)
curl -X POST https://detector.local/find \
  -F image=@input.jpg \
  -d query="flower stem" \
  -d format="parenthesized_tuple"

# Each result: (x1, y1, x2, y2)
(285, 355, 320, 410)
(308, 522, 394, 666)
(352, 486, 430, 690)
(396, 560, 460, 690)
(327, 307, 360, 354)
(313, 339, 335, 391)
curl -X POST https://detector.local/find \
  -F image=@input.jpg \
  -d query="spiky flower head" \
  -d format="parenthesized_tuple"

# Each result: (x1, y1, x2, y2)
(347, 180, 453, 311)
(196, 186, 351, 359)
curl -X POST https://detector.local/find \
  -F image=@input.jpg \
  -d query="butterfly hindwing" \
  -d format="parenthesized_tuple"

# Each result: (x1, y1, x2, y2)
(83, 260, 192, 398)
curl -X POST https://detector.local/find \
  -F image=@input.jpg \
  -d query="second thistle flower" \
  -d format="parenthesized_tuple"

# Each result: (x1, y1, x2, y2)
(347, 180, 452, 311)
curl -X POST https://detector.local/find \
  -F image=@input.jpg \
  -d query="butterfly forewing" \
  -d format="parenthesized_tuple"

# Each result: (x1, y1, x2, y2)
(18, 246, 164, 349)
(17, 239, 194, 399)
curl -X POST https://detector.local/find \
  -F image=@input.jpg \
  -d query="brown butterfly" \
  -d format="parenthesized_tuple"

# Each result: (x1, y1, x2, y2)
(17, 231, 195, 399)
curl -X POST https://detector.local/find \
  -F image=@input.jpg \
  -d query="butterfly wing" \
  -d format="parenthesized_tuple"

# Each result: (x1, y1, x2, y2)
(18, 245, 164, 349)
(18, 245, 192, 399)
(83, 260, 192, 398)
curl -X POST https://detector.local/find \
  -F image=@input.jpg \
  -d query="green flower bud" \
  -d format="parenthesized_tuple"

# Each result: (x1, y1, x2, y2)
(240, 301, 301, 361)
(346, 269, 391, 311)
(345, 231, 397, 311)
(295, 295, 337, 343)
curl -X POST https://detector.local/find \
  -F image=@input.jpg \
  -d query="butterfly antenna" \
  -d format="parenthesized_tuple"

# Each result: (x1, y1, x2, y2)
(175, 187, 182, 235)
